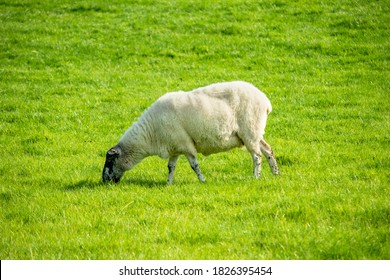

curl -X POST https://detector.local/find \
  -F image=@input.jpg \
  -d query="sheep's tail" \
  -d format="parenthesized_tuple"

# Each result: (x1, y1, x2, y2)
(257, 97, 273, 137)
(266, 99, 273, 115)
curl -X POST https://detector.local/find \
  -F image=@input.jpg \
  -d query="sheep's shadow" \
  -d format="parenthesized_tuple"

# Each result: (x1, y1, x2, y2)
(63, 180, 103, 191)
(63, 178, 167, 191)
(121, 178, 167, 188)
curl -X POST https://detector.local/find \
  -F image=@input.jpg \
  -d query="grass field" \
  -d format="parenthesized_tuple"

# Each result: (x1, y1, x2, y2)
(0, 0, 389, 259)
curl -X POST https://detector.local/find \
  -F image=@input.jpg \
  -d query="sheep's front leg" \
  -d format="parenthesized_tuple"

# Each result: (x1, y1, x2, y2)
(167, 156, 179, 184)
(185, 154, 206, 182)
(260, 139, 280, 175)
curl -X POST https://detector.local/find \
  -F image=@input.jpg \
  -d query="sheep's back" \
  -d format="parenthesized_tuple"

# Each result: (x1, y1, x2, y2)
(147, 81, 270, 155)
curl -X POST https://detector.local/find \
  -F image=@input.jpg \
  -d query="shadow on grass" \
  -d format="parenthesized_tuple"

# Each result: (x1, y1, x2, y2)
(121, 178, 167, 188)
(63, 180, 103, 191)
(63, 178, 167, 191)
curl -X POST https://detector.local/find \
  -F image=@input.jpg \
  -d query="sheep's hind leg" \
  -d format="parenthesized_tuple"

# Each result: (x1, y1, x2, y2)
(185, 154, 206, 182)
(167, 156, 179, 184)
(260, 139, 280, 175)
(243, 140, 262, 178)
(250, 151, 262, 178)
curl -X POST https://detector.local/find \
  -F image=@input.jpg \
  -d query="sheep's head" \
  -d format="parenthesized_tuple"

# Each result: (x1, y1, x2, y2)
(102, 146, 124, 184)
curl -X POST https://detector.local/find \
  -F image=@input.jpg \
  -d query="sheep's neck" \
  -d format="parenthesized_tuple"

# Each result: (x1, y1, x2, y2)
(120, 119, 155, 158)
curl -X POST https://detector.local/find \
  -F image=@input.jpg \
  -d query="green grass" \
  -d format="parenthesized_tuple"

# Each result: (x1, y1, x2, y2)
(1, 0, 389, 259)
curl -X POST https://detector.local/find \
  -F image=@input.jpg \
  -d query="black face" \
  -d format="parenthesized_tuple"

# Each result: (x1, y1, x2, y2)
(102, 146, 124, 184)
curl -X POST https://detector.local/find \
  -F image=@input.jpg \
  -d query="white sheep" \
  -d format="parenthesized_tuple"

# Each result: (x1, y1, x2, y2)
(102, 81, 279, 184)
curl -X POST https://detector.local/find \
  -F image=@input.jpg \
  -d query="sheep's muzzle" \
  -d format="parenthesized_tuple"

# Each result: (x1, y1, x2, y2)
(102, 147, 123, 184)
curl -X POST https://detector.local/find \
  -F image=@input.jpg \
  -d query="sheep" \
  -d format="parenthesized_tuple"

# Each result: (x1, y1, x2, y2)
(102, 81, 279, 184)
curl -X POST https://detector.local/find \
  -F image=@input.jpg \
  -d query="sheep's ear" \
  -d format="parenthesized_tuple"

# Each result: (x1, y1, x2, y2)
(107, 146, 121, 158)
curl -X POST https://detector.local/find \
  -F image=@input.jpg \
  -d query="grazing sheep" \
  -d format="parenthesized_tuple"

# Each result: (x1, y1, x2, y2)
(102, 81, 279, 184)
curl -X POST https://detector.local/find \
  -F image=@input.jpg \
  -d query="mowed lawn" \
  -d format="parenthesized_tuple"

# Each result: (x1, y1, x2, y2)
(0, 0, 389, 259)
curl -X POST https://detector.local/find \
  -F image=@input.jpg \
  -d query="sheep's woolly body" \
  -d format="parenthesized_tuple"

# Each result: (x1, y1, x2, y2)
(121, 81, 270, 157)
(103, 81, 279, 183)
